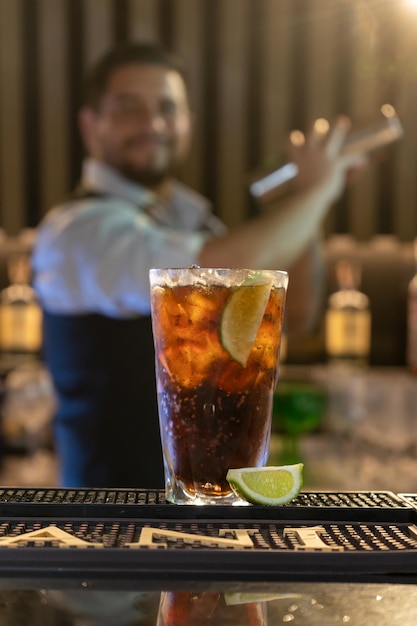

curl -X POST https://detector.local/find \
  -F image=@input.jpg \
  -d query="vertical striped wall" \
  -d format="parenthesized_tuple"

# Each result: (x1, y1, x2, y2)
(1, 0, 417, 240)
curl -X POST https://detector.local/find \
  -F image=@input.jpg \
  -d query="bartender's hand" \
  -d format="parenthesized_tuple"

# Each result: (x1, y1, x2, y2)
(286, 116, 368, 204)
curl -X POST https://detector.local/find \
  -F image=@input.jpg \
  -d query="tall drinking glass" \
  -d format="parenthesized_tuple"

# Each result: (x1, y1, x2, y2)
(150, 267, 288, 505)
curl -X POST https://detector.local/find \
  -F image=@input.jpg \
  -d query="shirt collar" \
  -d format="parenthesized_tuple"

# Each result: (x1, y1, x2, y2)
(81, 158, 212, 230)
(81, 158, 156, 207)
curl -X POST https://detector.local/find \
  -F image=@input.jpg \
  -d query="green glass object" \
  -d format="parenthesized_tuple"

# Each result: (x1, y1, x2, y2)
(272, 381, 326, 464)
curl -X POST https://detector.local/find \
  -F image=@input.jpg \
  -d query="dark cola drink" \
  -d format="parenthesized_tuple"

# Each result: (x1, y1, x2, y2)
(150, 268, 288, 505)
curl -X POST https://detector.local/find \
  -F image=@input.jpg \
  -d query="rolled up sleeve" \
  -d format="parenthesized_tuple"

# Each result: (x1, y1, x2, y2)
(33, 200, 211, 318)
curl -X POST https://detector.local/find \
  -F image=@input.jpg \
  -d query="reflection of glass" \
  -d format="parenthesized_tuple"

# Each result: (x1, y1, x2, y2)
(44, 589, 161, 626)
(157, 592, 267, 626)
(150, 268, 288, 505)
(272, 381, 326, 464)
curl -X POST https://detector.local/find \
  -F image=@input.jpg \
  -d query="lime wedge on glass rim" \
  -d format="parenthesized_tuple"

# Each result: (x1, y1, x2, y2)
(226, 464, 304, 506)
(220, 271, 274, 366)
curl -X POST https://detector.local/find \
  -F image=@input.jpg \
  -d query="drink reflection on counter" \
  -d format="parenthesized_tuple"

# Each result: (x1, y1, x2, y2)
(157, 592, 267, 626)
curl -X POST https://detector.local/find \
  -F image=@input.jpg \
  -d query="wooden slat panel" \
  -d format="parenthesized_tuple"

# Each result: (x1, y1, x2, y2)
(172, 0, 205, 192)
(83, 0, 114, 69)
(259, 0, 294, 163)
(391, 6, 417, 241)
(304, 0, 340, 122)
(245, 0, 263, 173)
(22, 0, 41, 229)
(345, 2, 382, 240)
(0, 0, 25, 234)
(114, 0, 129, 42)
(128, 0, 159, 42)
(66, 0, 84, 188)
(0, 0, 417, 242)
(38, 0, 69, 215)
(303, 1, 342, 236)
(216, 0, 251, 227)
(306, 1, 354, 236)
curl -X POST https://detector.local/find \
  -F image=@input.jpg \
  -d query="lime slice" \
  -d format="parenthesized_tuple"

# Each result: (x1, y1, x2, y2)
(220, 272, 274, 366)
(226, 464, 303, 506)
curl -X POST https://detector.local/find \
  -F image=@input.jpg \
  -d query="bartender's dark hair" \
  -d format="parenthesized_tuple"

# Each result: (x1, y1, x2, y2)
(83, 42, 188, 110)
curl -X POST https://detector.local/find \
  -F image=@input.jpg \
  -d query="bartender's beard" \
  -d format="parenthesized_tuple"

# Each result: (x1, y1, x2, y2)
(118, 161, 175, 188)
(114, 135, 180, 189)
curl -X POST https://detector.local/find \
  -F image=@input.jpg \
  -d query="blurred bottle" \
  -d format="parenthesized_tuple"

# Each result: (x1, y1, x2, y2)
(407, 238, 417, 375)
(325, 259, 371, 365)
(0, 252, 42, 357)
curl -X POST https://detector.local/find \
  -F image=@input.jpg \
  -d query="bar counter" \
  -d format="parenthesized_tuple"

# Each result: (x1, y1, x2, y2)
(1, 365, 417, 623)
(1, 581, 416, 624)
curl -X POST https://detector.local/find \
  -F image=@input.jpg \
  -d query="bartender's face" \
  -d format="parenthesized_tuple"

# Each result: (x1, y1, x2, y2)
(79, 62, 192, 187)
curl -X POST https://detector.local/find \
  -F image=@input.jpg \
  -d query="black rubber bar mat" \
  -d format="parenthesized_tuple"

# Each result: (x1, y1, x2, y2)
(398, 494, 417, 510)
(0, 489, 417, 582)
(0, 488, 413, 522)
(1, 516, 417, 582)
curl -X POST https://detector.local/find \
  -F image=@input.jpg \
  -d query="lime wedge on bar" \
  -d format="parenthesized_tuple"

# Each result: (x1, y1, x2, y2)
(220, 272, 273, 366)
(226, 464, 303, 506)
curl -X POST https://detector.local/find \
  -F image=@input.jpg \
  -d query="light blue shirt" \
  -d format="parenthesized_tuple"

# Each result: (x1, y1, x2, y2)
(32, 159, 226, 318)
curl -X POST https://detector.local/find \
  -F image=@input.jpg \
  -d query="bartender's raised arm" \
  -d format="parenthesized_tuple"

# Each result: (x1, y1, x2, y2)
(198, 117, 367, 332)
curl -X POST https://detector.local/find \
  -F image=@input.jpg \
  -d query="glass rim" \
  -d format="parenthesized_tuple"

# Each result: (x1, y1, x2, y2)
(149, 267, 288, 288)
(149, 267, 288, 275)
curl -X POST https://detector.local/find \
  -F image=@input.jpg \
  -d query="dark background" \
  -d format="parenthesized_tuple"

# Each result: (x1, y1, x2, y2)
(1, 0, 416, 239)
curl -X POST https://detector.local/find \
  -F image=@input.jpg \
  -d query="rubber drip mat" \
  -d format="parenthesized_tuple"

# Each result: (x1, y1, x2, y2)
(1, 518, 417, 551)
(0, 489, 416, 582)
(398, 494, 417, 509)
(1, 517, 417, 581)
(0, 489, 413, 522)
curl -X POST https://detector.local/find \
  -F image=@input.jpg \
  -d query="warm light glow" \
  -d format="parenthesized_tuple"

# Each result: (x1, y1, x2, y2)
(405, 0, 417, 7)
(314, 118, 330, 134)
(290, 130, 305, 146)
(381, 103, 396, 119)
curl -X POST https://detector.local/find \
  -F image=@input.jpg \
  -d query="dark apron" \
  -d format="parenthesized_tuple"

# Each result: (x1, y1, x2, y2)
(41, 187, 164, 488)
